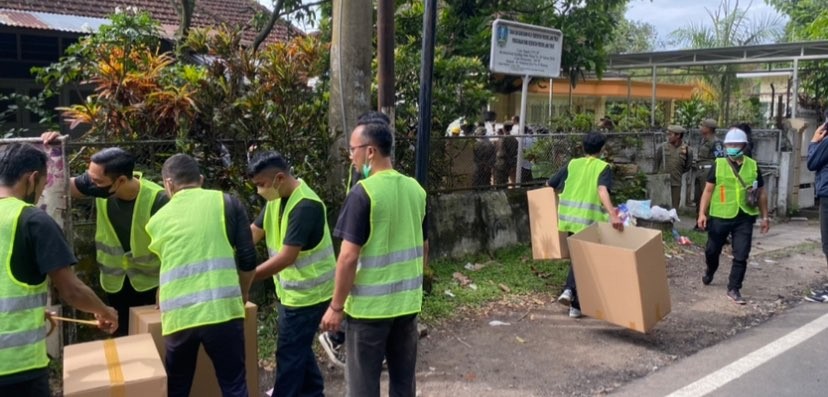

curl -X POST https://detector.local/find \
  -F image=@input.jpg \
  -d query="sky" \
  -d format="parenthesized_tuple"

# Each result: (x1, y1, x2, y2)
(625, 0, 787, 49)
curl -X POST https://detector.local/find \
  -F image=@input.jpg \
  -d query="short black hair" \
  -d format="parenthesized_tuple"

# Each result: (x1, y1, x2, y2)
(356, 111, 390, 126)
(583, 132, 606, 155)
(357, 122, 393, 157)
(0, 143, 48, 186)
(91, 148, 135, 180)
(162, 154, 201, 185)
(503, 122, 513, 133)
(248, 151, 291, 177)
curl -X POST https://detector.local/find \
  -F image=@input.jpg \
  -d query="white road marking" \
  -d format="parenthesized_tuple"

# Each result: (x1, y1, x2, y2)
(667, 311, 828, 397)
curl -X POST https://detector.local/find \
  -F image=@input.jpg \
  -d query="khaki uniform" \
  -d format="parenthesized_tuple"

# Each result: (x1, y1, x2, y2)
(656, 142, 693, 209)
(695, 137, 724, 214)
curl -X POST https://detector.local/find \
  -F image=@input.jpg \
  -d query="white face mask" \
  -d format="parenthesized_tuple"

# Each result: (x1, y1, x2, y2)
(257, 175, 282, 201)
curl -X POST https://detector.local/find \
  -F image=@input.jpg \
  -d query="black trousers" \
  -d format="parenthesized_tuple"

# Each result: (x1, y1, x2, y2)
(820, 198, 828, 258)
(165, 319, 247, 397)
(705, 215, 755, 291)
(0, 371, 49, 397)
(563, 232, 581, 310)
(107, 279, 157, 336)
(344, 314, 418, 397)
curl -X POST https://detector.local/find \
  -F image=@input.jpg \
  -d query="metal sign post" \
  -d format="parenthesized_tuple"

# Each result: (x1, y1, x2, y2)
(489, 19, 563, 184)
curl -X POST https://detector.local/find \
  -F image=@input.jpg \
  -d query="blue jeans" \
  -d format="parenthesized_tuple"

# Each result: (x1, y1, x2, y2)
(274, 300, 329, 397)
(165, 319, 248, 397)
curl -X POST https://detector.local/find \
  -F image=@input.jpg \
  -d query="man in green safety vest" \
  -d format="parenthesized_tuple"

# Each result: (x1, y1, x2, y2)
(0, 143, 117, 396)
(146, 154, 256, 397)
(697, 128, 770, 305)
(547, 132, 624, 318)
(42, 132, 167, 335)
(320, 121, 428, 397)
(249, 151, 334, 396)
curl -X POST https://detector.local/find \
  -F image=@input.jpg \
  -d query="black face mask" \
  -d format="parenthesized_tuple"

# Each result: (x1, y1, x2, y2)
(85, 183, 116, 198)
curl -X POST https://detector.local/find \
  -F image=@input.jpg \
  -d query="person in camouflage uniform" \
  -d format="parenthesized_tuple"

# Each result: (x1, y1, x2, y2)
(694, 119, 725, 228)
(655, 125, 693, 210)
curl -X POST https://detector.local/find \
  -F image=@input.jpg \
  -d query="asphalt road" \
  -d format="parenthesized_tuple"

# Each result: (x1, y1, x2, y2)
(613, 302, 828, 397)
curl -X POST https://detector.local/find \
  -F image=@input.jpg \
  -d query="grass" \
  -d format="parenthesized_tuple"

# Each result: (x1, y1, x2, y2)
(421, 244, 570, 323)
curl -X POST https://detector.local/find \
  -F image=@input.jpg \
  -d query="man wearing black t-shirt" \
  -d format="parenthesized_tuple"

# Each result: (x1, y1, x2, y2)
(0, 143, 118, 396)
(249, 151, 334, 397)
(42, 132, 168, 335)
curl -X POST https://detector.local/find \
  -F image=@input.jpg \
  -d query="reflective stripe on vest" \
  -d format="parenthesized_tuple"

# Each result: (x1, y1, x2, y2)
(0, 198, 49, 376)
(146, 188, 244, 336)
(96, 174, 164, 293)
(558, 157, 610, 233)
(710, 157, 760, 218)
(264, 181, 335, 307)
(345, 170, 427, 319)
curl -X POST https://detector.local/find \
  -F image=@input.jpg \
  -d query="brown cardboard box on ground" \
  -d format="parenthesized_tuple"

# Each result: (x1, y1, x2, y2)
(129, 302, 259, 396)
(567, 223, 671, 333)
(63, 333, 166, 397)
(527, 187, 570, 259)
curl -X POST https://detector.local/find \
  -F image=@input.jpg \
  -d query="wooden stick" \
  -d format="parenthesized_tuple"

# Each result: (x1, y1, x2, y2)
(49, 315, 100, 326)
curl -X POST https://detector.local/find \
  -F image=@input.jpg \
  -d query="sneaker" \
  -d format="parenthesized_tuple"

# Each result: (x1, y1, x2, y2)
(727, 289, 746, 305)
(318, 333, 346, 368)
(569, 307, 582, 318)
(557, 289, 573, 306)
(805, 291, 828, 303)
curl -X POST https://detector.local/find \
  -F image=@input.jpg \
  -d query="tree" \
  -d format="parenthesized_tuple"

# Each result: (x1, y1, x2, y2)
(428, 0, 629, 90)
(766, 0, 828, 109)
(607, 18, 658, 54)
(670, 0, 783, 123)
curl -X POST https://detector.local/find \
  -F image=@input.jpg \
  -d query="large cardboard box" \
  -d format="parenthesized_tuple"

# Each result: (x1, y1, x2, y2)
(64, 334, 167, 397)
(567, 223, 671, 333)
(129, 302, 259, 397)
(527, 187, 570, 259)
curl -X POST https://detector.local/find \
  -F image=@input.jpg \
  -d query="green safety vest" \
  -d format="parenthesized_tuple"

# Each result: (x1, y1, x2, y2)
(146, 188, 244, 336)
(264, 181, 335, 308)
(95, 173, 164, 293)
(710, 157, 760, 218)
(0, 198, 48, 376)
(345, 170, 427, 319)
(557, 157, 610, 233)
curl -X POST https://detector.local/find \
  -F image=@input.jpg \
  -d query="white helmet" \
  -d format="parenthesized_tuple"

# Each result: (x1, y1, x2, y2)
(724, 128, 748, 144)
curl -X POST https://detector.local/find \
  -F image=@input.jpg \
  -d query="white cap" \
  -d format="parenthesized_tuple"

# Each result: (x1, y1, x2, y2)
(724, 128, 748, 144)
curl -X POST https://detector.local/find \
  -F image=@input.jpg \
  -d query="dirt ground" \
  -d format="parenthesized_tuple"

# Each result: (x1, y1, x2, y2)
(259, 223, 828, 397)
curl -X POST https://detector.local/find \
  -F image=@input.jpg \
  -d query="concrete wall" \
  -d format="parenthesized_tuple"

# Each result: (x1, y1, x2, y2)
(429, 189, 530, 259)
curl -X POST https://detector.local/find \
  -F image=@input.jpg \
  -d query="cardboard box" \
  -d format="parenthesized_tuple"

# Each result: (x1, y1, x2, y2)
(129, 302, 259, 397)
(64, 334, 167, 397)
(567, 223, 671, 333)
(527, 187, 570, 259)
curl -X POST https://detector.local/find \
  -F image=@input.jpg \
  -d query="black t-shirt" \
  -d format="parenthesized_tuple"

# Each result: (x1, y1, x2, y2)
(546, 160, 613, 192)
(254, 198, 325, 250)
(221, 194, 257, 272)
(74, 173, 169, 252)
(1, 202, 77, 386)
(333, 184, 428, 246)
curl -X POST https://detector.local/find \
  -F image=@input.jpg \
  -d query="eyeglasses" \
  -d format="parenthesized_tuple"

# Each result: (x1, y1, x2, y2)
(349, 144, 370, 155)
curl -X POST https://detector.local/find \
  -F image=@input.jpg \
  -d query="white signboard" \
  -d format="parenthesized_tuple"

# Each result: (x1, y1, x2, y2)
(489, 19, 563, 78)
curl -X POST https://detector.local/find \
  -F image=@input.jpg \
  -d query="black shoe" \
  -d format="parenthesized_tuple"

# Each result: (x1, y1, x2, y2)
(727, 289, 746, 305)
(702, 271, 713, 286)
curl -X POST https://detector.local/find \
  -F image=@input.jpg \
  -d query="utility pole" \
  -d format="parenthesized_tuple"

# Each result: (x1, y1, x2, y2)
(377, 0, 395, 128)
(328, 0, 373, 190)
(415, 0, 437, 187)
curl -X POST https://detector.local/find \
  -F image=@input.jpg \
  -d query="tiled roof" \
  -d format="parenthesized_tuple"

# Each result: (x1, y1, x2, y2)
(0, 0, 300, 43)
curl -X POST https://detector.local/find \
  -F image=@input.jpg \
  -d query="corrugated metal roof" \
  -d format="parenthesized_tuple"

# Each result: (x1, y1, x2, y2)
(0, 9, 108, 33)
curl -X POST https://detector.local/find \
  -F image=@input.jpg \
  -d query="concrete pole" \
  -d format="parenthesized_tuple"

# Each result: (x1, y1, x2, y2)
(377, 0, 395, 127)
(651, 66, 657, 127)
(792, 58, 799, 119)
(329, 0, 372, 189)
(329, 0, 373, 140)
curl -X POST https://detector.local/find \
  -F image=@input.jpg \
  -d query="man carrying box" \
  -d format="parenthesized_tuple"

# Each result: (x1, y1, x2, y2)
(0, 143, 118, 397)
(249, 151, 334, 397)
(146, 154, 256, 397)
(42, 132, 168, 336)
(546, 132, 623, 318)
